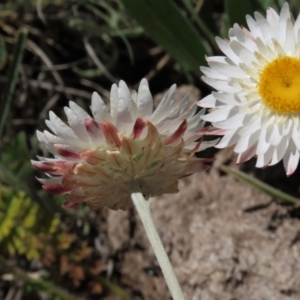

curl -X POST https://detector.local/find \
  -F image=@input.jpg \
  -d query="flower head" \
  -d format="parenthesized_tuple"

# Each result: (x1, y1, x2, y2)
(33, 79, 215, 210)
(198, 2, 300, 175)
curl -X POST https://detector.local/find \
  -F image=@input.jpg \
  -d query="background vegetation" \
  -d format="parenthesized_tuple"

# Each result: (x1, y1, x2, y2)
(0, 0, 299, 299)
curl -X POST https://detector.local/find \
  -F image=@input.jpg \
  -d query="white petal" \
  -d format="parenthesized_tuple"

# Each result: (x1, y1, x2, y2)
(69, 101, 90, 121)
(137, 78, 153, 118)
(238, 115, 261, 136)
(200, 66, 228, 80)
(256, 146, 274, 167)
(255, 37, 277, 61)
(45, 119, 57, 134)
(90, 92, 112, 123)
(283, 142, 299, 176)
(48, 111, 78, 142)
(36, 176, 63, 185)
(150, 84, 176, 124)
(254, 11, 276, 43)
(281, 118, 293, 136)
(279, 2, 290, 22)
(115, 98, 134, 134)
(246, 15, 264, 41)
(110, 83, 118, 122)
(256, 129, 270, 155)
(215, 37, 240, 65)
(187, 112, 205, 132)
(237, 144, 257, 164)
(213, 91, 244, 105)
(181, 100, 197, 121)
(44, 130, 68, 145)
(284, 17, 295, 53)
(197, 94, 216, 108)
(179, 94, 194, 114)
(36, 130, 46, 143)
(266, 7, 279, 30)
(118, 80, 131, 104)
(294, 13, 300, 40)
(234, 130, 259, 153)
(201, 106, 234, 122)
(292, 127, 300, 149)
(64, 107, 90, 144)
(215, 129, 240, 148)
(230, 41, 257, 67)
(202, 77, 240, 93)
(207, 61, 247, 78)
(215, 113, 244, 129)
(270, 136, 288, 165)
(230, 24, 257, 52)
(198, 139, 219, 151)
(278, 2, 290, 47)
(269, 124, 281, 146)
(206, 55, 230, 64)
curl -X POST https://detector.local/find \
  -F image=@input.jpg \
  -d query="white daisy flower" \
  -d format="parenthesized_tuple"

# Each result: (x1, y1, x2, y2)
(198, 2, 300, 175)
(32, 79, 215, 210)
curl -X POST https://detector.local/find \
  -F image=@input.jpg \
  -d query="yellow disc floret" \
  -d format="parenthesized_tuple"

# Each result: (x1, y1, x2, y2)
(258, 56, 300, 114)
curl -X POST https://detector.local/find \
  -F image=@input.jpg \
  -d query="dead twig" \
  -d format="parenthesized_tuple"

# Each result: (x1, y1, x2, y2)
(80, 78, 110, 100)
(36, 0, 47, 24)
(29, 79, 91, 99)
(26, 39, 71, 99)
(23, 57, 86, 71)
(144, 53, 171, 82)
(38, 93, 60, 120)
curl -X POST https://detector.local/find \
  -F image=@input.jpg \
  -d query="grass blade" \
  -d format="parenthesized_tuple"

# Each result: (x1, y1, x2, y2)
(221, 165, 300, 204)
(0, 38, 7, 70)
(0, 28, 27, 137)
(120, 0, 209, 72)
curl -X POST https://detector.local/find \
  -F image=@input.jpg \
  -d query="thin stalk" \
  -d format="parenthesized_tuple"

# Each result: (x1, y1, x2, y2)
(130, 181, 185, 300)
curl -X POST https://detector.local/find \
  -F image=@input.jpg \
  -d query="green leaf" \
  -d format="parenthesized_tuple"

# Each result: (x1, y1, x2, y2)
(120, 0, 209, 72)
(221, 165, 300, 205)
(225, 0, 254, 27)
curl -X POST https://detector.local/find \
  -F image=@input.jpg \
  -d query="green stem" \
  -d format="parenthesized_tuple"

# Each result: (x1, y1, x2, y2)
(221, 165, 300, 204)
(130, 181, 185, 300)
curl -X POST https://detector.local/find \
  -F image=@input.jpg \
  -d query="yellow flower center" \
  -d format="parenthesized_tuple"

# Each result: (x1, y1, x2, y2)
(258, 56, 300, 114)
